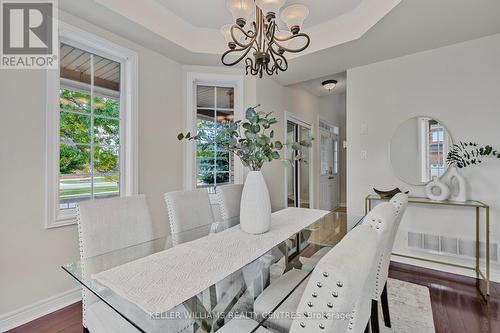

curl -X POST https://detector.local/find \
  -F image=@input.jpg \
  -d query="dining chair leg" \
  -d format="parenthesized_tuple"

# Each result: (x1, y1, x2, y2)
(364, 321, 371, 333)
(381, 281, 392, 328)
(371, 299, 380, 333)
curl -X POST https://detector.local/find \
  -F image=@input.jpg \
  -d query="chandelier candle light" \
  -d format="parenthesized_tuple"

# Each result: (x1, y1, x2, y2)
(222, 0, 310, 77)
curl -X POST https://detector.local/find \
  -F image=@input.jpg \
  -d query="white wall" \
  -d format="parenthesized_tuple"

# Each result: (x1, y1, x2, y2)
(347, 33, 500, 280)
(0, 10, 184, 316)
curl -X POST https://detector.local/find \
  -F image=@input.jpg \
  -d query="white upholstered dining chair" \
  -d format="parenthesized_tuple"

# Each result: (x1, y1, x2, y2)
(218, 224, 380, 333)
(165, 188, 252, 312)
(76, 195, 194, 333)
(367, 194, 408, 333)
(217, 184, 244, 229)
(164, 188, 220, 246)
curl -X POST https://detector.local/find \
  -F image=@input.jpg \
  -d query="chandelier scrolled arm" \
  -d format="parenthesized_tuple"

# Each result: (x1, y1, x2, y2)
(221, 1, 310, 77)
(221, 43, 255, 67)
(245, 57, 260, 76)
(268, 45, 288, 72)
(230, 24, 257, 49)
(273, 33, 311, 54)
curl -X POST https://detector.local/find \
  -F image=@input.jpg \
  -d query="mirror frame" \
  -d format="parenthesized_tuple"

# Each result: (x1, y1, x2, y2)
(389, 116, 454, 186)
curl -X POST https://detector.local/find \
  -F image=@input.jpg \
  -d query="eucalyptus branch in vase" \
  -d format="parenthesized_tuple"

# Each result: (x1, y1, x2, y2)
(446, 141, 500, 169)
(177, 106, 312, 234)
(177, 106, 313, 171)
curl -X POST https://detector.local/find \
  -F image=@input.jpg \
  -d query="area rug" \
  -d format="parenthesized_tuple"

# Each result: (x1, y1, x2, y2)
(380, 278, 436, 333)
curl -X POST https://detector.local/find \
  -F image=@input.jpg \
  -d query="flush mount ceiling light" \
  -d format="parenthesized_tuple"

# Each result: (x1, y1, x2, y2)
(322, 80, 338, 91)
(222, 0, 310, 78)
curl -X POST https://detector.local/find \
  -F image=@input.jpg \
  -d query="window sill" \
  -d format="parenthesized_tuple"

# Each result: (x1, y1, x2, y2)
(46, 215, 77, 229)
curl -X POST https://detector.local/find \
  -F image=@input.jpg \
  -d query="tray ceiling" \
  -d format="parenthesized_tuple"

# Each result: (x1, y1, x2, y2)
(155, 0, 364, 30)
(92, 0, 401, 57)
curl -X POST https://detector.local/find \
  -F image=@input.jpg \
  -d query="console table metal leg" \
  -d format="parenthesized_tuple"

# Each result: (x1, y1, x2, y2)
(476, 207, 480, 279)
(486, 206, 490, 296)
(365, 195, 491, 296)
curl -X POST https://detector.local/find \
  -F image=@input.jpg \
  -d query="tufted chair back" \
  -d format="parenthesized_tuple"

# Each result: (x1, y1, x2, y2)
(290, 225, 379, 333)
(364, 201, 402, 301)
(217, 184, 244, 229)
(390, 193, 409, 228)
(164, 188, 216, 246)
(373, 193, 408, 295)
(76, 195, 155, 329)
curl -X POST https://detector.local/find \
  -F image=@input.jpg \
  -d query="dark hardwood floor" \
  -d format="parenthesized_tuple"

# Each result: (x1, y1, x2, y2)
(389, 262, 500, 333)
(7, 262, 500, 333)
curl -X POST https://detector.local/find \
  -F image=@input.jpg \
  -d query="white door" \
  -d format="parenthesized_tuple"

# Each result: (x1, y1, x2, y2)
(319, 122, 340, 210)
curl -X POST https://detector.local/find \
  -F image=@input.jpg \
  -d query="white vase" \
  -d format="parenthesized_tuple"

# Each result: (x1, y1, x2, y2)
(425, 176, 450, 201)
(240, 171, 272, 234)
(447, 166, 467, 202)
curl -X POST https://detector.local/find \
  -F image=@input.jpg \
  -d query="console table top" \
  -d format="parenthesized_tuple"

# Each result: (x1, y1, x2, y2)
(366, 194, 489, 209)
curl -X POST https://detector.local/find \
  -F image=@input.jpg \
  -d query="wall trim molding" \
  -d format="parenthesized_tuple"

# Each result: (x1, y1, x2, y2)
(0, 287, 81, 332)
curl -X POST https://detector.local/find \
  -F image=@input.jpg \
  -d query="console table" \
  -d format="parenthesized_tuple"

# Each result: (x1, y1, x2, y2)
(365, 194, 491, 296)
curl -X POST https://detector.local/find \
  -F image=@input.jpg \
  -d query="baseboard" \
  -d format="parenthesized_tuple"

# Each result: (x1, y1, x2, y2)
(339, 203, 346, 207)
(0, 287, 81, 332)
(391, 255, 500, 283)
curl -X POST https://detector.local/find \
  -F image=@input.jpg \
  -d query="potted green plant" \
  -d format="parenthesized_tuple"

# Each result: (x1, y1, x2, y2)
(178, 106, 311, 234)
(445, 142, 500, 201)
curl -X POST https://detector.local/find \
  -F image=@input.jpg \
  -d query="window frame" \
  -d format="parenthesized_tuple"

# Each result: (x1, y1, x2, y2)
(45, 22, 138, 228)
(184, 72, 244, 191)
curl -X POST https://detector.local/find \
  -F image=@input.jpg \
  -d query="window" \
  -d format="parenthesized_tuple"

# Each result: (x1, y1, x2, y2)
(58, 44, 121, 211)
(46, 24, 138, 228)
(185, 73, 244, 192)
(419, 118, 449, 182)
(196, 85, 234, 192)
(428, 122, 447, 178)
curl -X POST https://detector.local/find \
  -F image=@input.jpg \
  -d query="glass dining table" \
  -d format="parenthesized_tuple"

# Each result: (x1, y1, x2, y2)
(62, 211, 364, 333)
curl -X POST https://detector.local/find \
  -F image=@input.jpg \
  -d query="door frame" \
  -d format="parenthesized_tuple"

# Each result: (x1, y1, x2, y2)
(318, 117, 341, 210)
(283, 111, 314, 209)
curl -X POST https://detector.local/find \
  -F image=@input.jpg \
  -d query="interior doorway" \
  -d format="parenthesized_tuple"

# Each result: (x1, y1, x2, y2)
(285, 113, 313, 258)
(285, 114, 313, 209)
(319, 119, 340, 211)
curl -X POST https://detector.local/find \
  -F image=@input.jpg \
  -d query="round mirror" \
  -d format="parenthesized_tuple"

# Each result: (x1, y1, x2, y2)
(390, 117, 453, 185)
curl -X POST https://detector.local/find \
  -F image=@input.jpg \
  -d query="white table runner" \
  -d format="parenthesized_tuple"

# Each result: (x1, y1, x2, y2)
(93, 207, 329, 314)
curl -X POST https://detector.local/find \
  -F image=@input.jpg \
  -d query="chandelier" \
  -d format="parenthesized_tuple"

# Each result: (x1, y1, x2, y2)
(221, 0, 310, 78)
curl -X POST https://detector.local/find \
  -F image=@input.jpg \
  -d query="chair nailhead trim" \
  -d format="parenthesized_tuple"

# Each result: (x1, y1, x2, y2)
(319, 323, 325, 329)
(312, 292, 318, 298)
(308, 302, 314, 307)
(332, 291, 338, 297)
(300, 322, 306, 328)
(337, 281, 343, 287)
(327, 302, 333, 308)
(323, 272, 329, 277)
(317, 282, 323, 288)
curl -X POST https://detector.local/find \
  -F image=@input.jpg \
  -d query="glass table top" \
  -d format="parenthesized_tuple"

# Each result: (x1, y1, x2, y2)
(62, 211, 363, 333)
